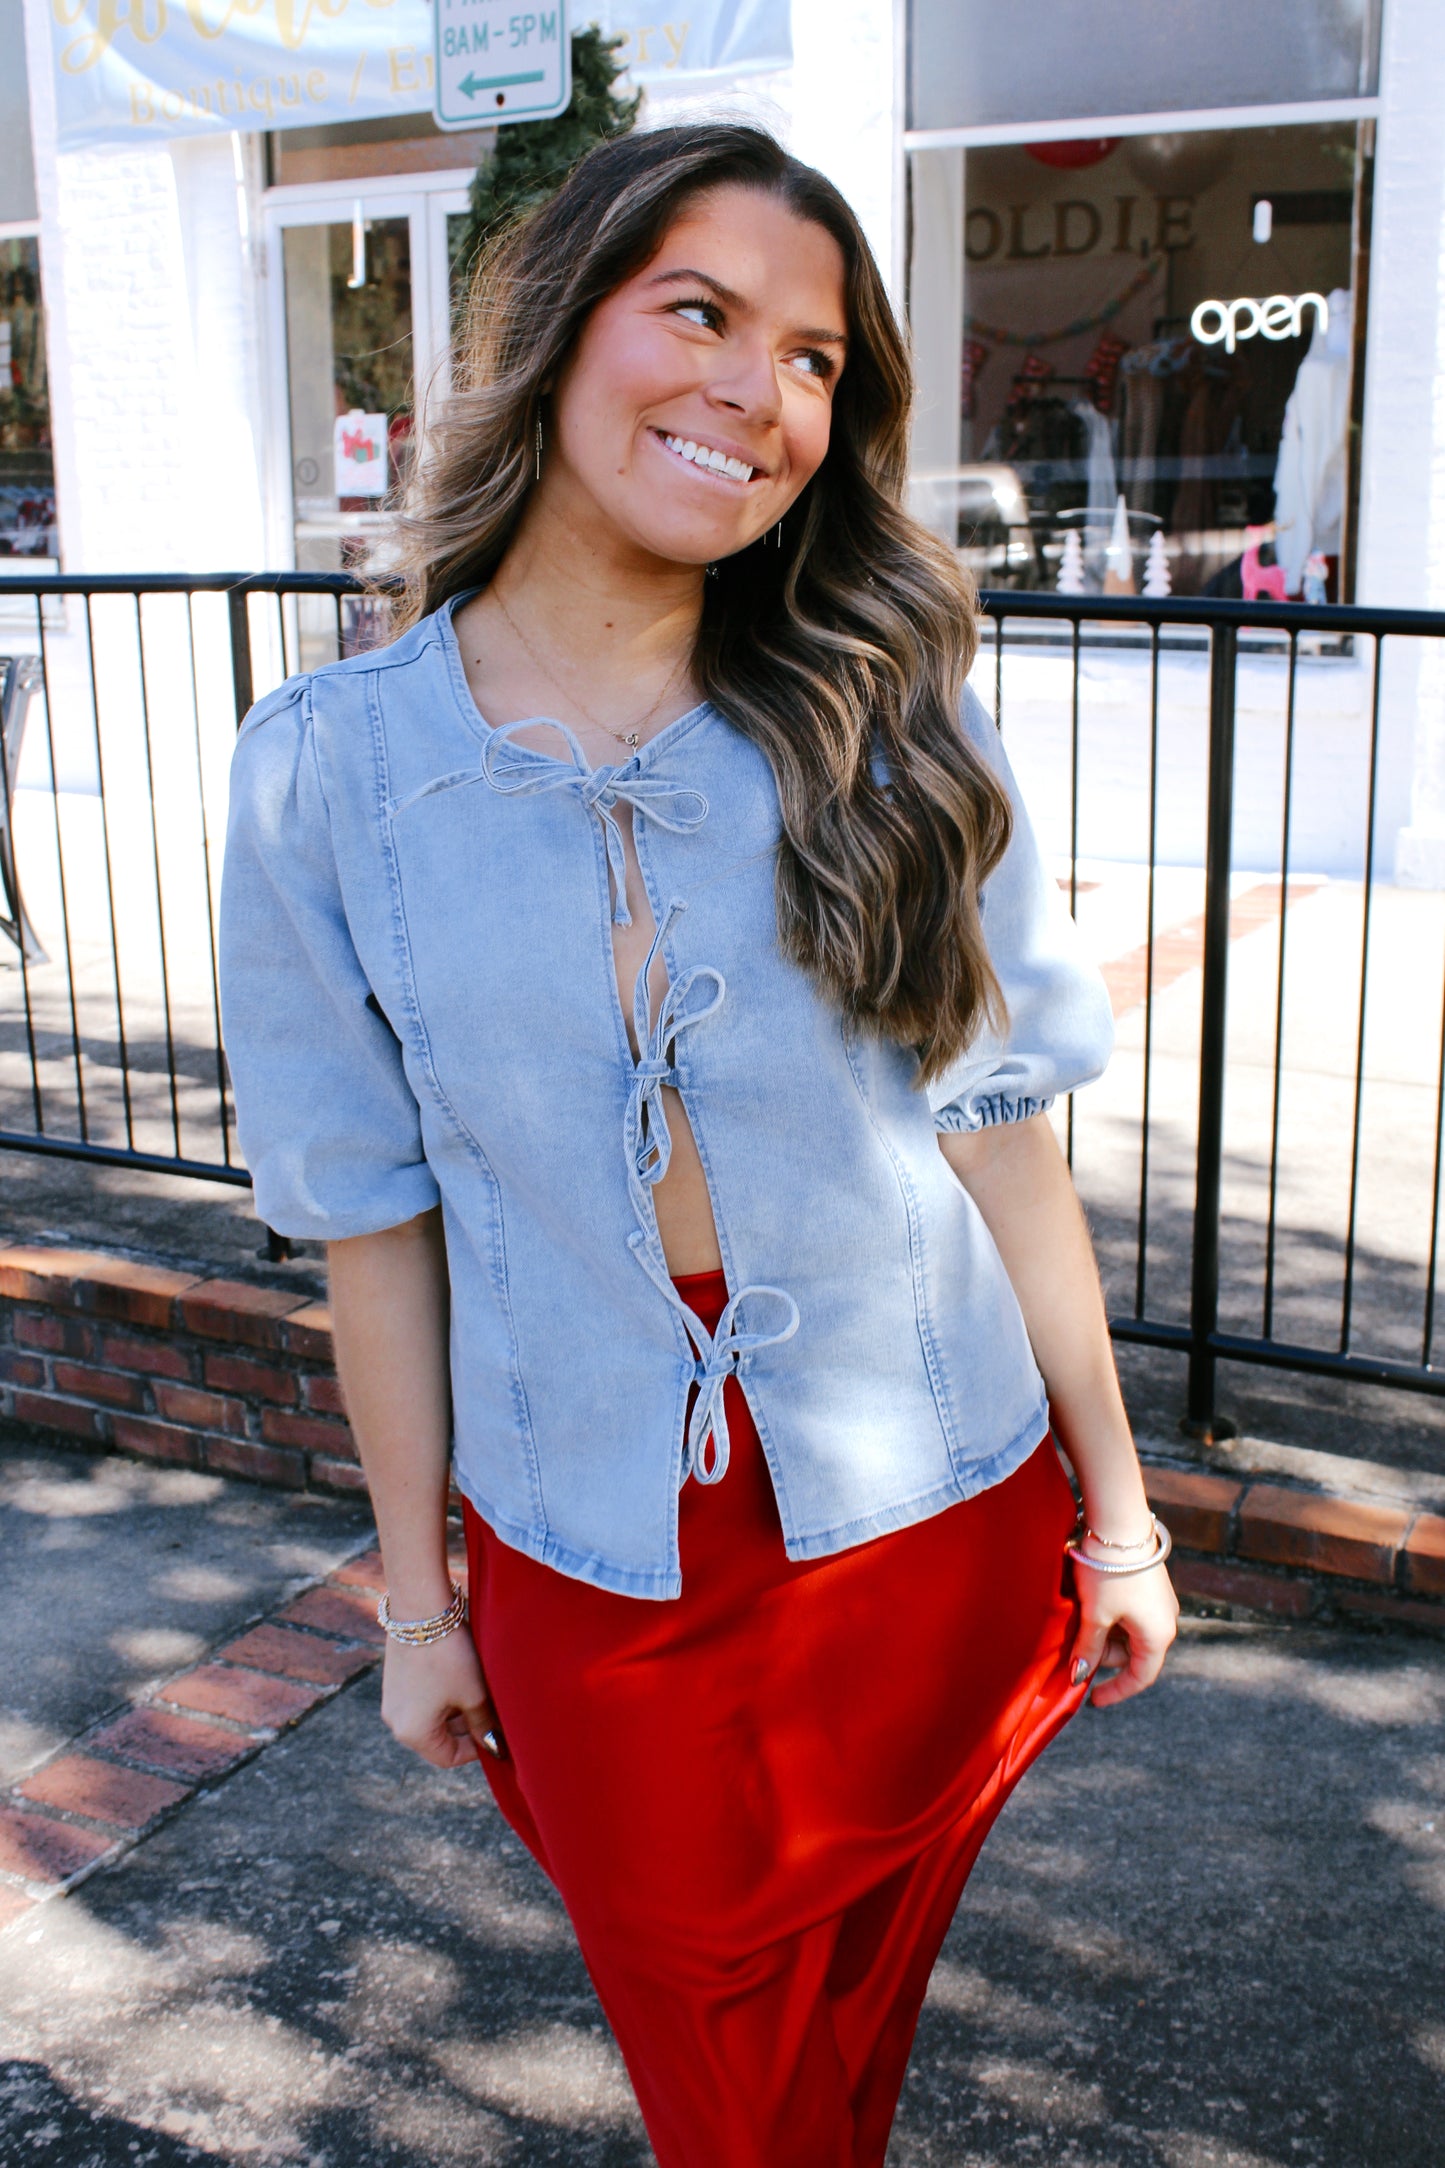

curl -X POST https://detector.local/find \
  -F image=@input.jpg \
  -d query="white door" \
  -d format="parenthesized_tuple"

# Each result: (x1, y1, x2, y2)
(262, 180, 472, 580)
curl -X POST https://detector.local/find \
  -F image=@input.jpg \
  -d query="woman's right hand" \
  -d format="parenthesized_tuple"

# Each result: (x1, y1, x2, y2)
(379, 1629, 504, 1767)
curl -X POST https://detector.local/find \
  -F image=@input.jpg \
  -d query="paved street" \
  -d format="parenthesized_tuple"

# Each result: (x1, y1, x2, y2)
(1, 1440, 1443, 2168)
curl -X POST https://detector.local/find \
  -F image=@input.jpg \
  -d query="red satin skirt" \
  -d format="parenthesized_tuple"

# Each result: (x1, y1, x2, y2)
(462, 1268, 1085, 2168)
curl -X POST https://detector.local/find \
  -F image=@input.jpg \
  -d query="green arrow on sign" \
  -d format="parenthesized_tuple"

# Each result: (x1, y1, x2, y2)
(458, 69, 546, 97)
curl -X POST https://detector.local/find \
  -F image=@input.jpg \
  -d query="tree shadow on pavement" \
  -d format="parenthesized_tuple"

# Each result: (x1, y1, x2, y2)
(896, 1620, 1445, 2168)
(2, 1625, 1442, 2166)
(0, 2062, 230, 2165)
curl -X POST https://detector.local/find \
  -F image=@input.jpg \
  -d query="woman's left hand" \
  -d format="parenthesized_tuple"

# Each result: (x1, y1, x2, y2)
(1070, 1558, 1179, 1711)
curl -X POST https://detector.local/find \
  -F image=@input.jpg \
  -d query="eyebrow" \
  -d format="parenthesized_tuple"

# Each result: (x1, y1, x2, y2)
(645, 266, 849, 348)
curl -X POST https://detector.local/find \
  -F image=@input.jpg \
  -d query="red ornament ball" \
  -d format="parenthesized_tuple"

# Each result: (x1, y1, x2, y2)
(1025, 138, 1120, 170)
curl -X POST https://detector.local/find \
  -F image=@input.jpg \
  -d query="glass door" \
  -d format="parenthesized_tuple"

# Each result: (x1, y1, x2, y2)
(265, 185, 476, 577)
(264, 182, 468, 665)
(278, 202, 416, 578)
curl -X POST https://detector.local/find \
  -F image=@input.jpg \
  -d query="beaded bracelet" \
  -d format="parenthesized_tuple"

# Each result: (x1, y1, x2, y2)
(377, 1581, 469, 1645)
(1064, 1515, 1172, 1577)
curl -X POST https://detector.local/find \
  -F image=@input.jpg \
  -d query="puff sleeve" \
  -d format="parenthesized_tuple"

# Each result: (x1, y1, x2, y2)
(218, 678, 441, 1239)
(927, 683, 1114, 1132)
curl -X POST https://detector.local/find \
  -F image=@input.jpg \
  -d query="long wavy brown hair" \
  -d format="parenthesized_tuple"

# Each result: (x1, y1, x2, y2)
(392, 123, 1011, 1084)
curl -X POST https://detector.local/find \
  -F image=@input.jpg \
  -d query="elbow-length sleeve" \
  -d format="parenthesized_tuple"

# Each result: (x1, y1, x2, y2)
(219, 677, 441, 1240)
(928, 683, 1115, 1132)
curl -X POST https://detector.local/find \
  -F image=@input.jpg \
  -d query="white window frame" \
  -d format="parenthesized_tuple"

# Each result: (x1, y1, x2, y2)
(905, 97, 1379, 155)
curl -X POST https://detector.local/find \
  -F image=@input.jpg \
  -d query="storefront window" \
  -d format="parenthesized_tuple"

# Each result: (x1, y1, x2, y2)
(909, 123, 1366, 599)
(0, 237, 56, 563)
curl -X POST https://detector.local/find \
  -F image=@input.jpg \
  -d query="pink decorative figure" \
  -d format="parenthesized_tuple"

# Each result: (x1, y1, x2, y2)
(1241, 526, 1287, 602)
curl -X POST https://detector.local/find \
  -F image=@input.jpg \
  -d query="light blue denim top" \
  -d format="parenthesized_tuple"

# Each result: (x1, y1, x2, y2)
(218, 595, 1114, 1599)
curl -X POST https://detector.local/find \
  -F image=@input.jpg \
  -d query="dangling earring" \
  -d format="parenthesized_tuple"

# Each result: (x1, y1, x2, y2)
(534, 414, 542, 482)
(773, 522, 783, 548)
(705, 562, 719, 579)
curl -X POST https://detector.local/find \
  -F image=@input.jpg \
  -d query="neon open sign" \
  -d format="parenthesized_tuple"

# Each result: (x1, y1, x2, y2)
(1189, 292, 1330, 355)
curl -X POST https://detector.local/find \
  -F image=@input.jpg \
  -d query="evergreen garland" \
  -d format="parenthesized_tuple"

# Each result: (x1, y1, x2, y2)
(451, 26, 641, 287)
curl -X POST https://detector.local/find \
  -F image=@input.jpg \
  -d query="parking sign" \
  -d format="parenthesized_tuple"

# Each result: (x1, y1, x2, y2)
(433, 0, 571, 129)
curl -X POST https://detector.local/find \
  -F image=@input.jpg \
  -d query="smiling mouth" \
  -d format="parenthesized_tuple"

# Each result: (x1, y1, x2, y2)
(654, 430, 758, 485)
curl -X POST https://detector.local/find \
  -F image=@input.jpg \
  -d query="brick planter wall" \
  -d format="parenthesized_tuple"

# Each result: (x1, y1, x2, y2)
(0, 1244, 360, 1496)
(2, 1240, 1444, 1635)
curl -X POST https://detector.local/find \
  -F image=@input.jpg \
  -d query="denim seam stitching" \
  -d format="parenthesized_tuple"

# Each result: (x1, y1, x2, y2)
(365, 668, 547, 1531)
(840, 1024, 964, 1467)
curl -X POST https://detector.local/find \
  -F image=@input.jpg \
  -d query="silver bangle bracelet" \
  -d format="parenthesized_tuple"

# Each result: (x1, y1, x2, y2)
(1065, 1515, 1172, 1576)
(377, 1581, 469, 1644)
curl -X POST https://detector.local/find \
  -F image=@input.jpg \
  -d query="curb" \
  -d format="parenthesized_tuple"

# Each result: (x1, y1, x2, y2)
(0, 1242, 357, 1493)
(1141, 1461, 1445, 1632)
(0, 1527, 465, 1939)
(3, 1241, 1443, 1647)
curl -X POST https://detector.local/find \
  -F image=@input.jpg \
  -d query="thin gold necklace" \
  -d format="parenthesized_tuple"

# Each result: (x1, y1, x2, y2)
(490, 588, 690, 755)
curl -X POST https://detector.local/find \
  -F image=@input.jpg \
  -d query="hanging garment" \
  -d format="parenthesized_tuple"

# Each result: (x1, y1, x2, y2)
(1073, 400, 1119, 524)
(1272, 291, 1352, 595)
(1119, 360, 1165, 514)
(1170, 364, 1246, 542)
(1083, 330, 1129, 416)
(464, 1265, 1087, 2168)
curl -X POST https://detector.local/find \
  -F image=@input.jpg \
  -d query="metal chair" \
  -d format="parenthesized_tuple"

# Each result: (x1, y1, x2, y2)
(0, 654, 46, 962)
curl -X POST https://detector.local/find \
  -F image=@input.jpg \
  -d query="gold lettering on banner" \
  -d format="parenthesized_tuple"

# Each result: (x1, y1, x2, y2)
(633, 24, 655, 64)
(388, 40, 418, 90)
(662, 20, 688, 65)
(965, 206, 1002, 262)
(1155, 194, 1195, 252)
(54, 0, 372, 71)
(967, 193, 1191, 265)
(1006, 204, 1048, 261)
(182, 0, 264, 41)
(59, 0, 168, 73)
(1053, 200, 1101, 257)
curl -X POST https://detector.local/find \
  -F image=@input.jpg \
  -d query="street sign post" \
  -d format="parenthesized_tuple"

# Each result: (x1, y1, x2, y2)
(433, 0, 571, 130)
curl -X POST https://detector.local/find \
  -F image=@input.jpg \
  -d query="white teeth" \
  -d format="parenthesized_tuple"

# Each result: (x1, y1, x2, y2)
(661, 433, 753, 483)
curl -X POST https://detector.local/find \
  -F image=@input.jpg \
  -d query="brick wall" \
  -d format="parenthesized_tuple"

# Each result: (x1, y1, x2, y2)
(0, 1244, 360, 1497)
(2, 1238, 1444, 1634)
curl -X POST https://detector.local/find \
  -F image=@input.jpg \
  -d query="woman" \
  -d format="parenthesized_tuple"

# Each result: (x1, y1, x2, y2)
(220, 123, 1177, 2167)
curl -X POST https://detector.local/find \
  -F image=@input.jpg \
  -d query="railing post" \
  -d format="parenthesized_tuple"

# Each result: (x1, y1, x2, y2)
(1184, 619, 1239, 1442)
(228, 586, 255, 732)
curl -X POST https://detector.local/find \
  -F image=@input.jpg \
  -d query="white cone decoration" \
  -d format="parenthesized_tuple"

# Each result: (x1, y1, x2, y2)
(1056, 528, 1086, 595)
(1103, 492, 1135, 594)
(1143, 529, 1172, 598)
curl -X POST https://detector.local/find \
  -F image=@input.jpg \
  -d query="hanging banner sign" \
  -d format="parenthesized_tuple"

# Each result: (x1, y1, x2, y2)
(433, 0, 572, 130)
(46, 0, 792, 154)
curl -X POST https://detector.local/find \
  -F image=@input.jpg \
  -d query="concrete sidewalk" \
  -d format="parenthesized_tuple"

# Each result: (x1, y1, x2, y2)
(2, 1440, 1443, 2167)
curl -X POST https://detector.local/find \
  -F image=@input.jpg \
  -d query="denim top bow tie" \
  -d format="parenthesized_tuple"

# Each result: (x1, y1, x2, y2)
(480, 719, 710, 928)
(621, 899, 799, 1485)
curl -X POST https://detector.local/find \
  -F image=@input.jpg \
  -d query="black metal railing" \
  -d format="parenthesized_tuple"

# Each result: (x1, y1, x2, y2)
(0, 573, 365, 1204)
(2, 569, 1444, 1441)
(978, 588, 1445, 1439)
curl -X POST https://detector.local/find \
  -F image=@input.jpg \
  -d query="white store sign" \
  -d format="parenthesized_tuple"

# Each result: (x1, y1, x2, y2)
(1190, 292, 1330, 355)
(433, 0, 571, 128)
(45, 0, 791, 153)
